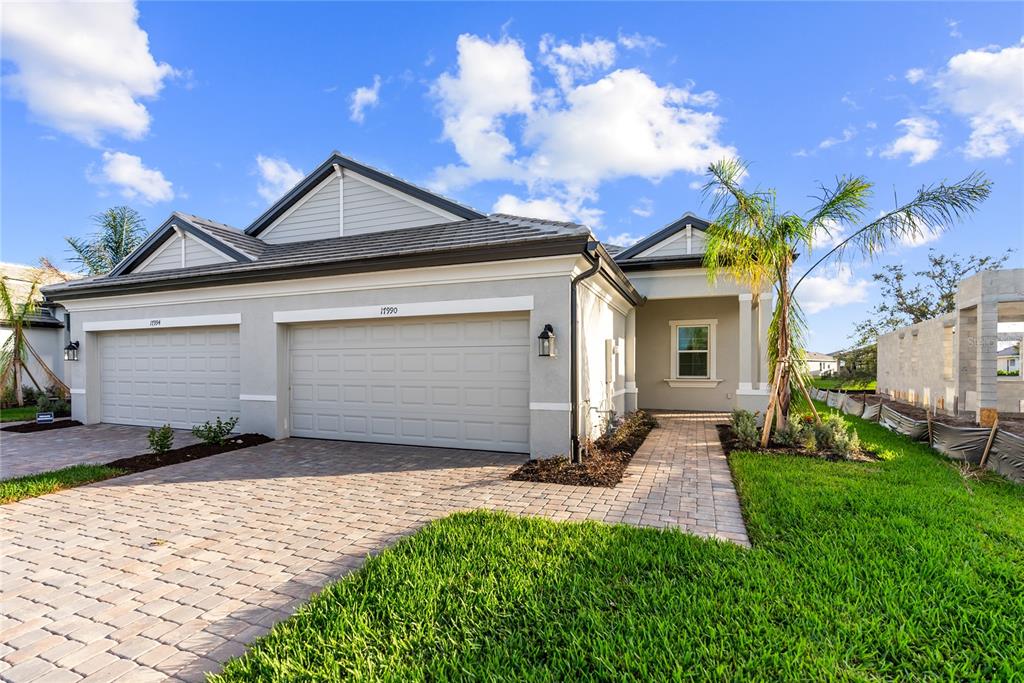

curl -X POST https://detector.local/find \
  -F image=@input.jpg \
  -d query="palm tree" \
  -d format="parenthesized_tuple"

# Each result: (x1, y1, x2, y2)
(66, 206, 148, 275)
(701, 159, 991, 445)
(0, 274, 69, 406)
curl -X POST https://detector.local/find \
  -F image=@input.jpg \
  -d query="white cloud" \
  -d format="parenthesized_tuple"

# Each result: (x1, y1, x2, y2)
(631, 197, 654, 217)
(881, 116, 941, 165)
(840, 93, 860, 109)
(797, 264, 869, 314)
(932, 42, 1024, 158)
(946, 19, 961, 39)
(255, 155, 304, 203)
(431, 34, 535, 190)
(898, 225, 943, 247)
(92, 151, 174, 203)
(349, 75, 382, 123)
(688, 180, 704, 190)
(818, 126, 857, 149)
(617, 32, 663, 52)
(539, 35, 617, 92)
(605, 232, 643, 247)
(430, 34, 735, 226)
(811, 219, 846, 251)
(1, 1, 175, 145)
(493, 194, 574, 222)
(905, 68, 926, 84)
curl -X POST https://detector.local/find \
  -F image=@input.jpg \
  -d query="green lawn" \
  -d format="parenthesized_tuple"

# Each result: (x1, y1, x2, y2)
(0, 406, 37, 423)
(811, 376, 877, 391)
(0, 465, 125, 504)
(212, 408, 1023, 682)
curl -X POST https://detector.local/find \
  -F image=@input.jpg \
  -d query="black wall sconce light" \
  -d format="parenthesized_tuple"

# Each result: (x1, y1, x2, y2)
(64, 341, 80, 362)
(537, 324, 556, 357)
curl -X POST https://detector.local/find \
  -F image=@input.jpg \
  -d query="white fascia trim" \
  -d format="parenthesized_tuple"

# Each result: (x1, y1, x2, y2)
(65, 255, 578, 313)
(346, 169, 462, 222)
(274, 296, 534, 324)
(736, 385, 769, 395)
(578, 279, 631, 316)
(262, 173, 339, 238)
(83, 313, 241, 332)
(70, 388, 86, 395)
(530, 402, 571, 411)
(240, 394, 277, 402)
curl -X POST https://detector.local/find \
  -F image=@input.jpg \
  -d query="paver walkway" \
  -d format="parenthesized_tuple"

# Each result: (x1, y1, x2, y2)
(1, 425, 199, 479)
(0, 412, 746, 682)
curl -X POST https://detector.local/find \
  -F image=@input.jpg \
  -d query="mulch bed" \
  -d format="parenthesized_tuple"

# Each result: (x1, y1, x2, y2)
(2, 419, 82, 433)
(106, 433, 272, 474)
(716, 423, 878, 462)
(508, 449, 633, 487)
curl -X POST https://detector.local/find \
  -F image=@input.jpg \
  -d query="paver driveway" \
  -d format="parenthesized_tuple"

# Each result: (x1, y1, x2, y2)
(1, 425, 199, 479)
(0, 412, 746, 682)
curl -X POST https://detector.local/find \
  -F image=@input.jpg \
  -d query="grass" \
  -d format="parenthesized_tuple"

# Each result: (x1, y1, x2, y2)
(0, 465, 125, 504)
(811, 376, 877, 391)
(0, 406, 37, 423)
(213, 406, 1024, 681)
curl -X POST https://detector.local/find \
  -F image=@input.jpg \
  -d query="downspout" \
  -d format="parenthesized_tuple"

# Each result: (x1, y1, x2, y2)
(570, 245, 601, 463)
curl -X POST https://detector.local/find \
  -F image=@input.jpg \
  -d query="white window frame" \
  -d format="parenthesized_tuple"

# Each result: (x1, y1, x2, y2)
(665, 319, 722, 388)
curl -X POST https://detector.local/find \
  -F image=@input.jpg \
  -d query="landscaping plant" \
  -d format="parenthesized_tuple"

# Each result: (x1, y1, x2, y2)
(730, 409, 760, 450)
(147, 424, 175, 454)
(191, 416, 239, 446)
(66, 206, 149, 275)
(701, 159, 990, 444)
(0, 276, 69, 405)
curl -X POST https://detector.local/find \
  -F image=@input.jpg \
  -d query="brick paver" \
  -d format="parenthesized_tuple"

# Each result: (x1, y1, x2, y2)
(0, 412, 745, 681)
(1, 425, 199, 479)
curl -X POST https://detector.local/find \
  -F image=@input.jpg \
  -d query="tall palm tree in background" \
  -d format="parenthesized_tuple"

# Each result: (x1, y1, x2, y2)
(701, 159, 991, 445)
(66, 206, 148, 275)
(0, 276, 69, 406)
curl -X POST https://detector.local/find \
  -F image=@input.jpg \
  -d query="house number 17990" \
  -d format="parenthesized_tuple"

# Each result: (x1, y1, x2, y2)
(379, 306, 399, 316)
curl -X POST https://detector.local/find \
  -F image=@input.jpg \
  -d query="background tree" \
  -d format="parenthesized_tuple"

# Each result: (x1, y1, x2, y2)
(852, 249, 1012, 346)
(701, 159, 990, 444)
(66, 206, 148, 275)
(0, 275, 69, 406)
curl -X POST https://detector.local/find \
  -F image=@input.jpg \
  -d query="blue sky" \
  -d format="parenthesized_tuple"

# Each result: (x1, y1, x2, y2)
(2, 2, 1021, 352)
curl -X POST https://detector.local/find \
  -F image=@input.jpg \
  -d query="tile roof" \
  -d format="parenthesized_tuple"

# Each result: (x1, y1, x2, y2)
(43, 215, 592, 297)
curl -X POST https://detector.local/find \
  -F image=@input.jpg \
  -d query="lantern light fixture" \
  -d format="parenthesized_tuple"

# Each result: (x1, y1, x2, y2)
(64, 341, 80, 362)
(537, 324, 556, 357)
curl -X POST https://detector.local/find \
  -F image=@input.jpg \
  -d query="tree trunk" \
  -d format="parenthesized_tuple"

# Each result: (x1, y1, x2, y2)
(14, 330, 23, 407)
(775, 265, 792, 429)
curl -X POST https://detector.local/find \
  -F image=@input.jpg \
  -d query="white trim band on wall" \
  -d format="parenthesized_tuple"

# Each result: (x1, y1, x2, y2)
(83, 313, 241, 332)
(274, 296, 535, 324)
(70, 389, 86, 395)
(530, 402, 571, 411)
(239, 394, 277, 402)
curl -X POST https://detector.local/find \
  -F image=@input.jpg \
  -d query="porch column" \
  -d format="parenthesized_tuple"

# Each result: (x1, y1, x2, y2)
(758, 293, 773, 390)
(624, 308, 638, 412)
(738, 293, 753, 391)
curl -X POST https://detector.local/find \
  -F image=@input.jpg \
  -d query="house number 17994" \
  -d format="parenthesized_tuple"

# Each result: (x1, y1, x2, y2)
(379, 306, 399, 316)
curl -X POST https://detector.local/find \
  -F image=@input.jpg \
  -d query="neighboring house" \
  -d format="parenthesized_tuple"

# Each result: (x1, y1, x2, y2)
(998, 344, 1021, 374)
(877, 268, 1024, 420)
(43, 152, 771, 459)
(1, 262, 73, 389)
(804, 352, 838, 377)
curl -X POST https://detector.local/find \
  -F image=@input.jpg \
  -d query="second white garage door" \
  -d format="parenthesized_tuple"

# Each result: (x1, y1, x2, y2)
(289, 313, 530, 452)
(99, 326, 241, 429)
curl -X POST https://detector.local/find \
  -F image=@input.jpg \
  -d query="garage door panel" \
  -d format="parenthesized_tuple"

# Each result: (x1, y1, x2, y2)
(99, 326, 240, 430)
(289, 314, 529, 452)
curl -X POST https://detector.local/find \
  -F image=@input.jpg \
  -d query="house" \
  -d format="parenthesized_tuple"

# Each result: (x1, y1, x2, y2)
(877, 268, 1024, 424)
(804, 351, 838, 377)
(43, 152, 772, 459)
(1, 262, 73, 391)
(998, 343, 1021, 375)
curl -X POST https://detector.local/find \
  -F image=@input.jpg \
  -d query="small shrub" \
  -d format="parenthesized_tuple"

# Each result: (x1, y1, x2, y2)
(0, 384, 15, 408)
(730, 409, 760, 450)
(21, 386, 39, 405)
(35, 394, 52, 412)
(774, 421, 803, 448)
(148, 424, 174, 454)
(813, 412, 860, 458)
(593, 410, 658, 454)
(191, 416, 239, 446)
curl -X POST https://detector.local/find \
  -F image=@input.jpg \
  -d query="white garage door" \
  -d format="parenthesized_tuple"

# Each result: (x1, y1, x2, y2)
(289, 314, 530, 452)
(99, 326, 241, 429)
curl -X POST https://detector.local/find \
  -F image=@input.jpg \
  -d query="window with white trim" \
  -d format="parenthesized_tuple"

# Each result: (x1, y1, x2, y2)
(670, 320, 716, 379)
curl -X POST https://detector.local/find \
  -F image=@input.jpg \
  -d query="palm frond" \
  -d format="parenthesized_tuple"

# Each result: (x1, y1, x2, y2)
(802, 176, 873, 248)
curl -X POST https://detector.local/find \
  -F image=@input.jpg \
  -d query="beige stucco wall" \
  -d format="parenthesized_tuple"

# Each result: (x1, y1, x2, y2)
(61, 258, 582, 458)
(634, 296, 740, 411)
(577, 280, 629, 438)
